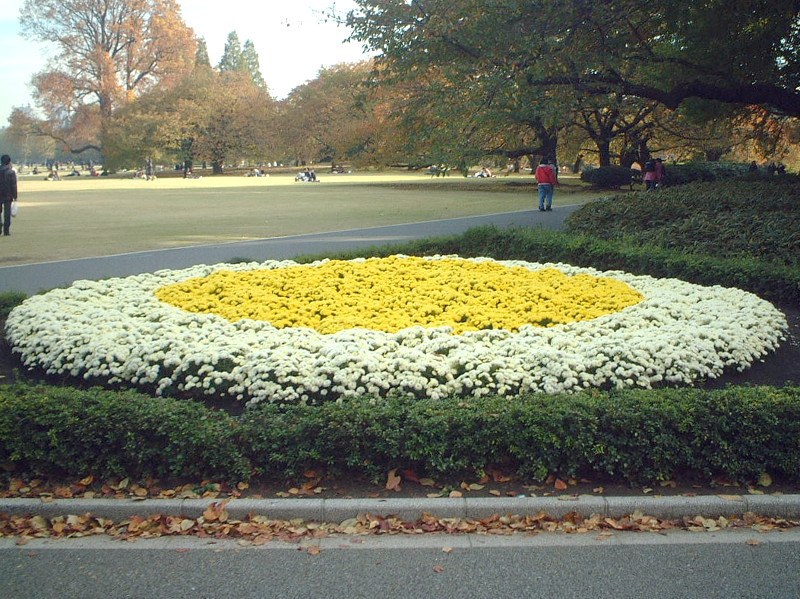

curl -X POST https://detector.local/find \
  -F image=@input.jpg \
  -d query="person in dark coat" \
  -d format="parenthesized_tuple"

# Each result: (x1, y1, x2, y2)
(0, 155, 18, 236)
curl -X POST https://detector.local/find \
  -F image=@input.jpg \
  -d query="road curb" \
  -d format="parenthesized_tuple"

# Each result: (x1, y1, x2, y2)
(2, 494, 799, 522)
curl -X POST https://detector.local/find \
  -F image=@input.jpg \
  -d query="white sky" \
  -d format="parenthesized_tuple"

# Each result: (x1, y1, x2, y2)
(0, 0, 371, 125)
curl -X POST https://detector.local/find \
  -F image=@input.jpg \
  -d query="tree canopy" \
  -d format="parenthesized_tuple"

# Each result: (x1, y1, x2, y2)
(19, 0, 196, 153)
(347, 0, 800, 117)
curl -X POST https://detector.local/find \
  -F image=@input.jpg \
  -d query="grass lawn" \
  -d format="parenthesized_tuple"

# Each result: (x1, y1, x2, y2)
(1, 171, 604, 266)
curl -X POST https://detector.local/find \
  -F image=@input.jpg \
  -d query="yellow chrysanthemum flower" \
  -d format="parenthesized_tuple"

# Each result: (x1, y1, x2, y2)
(155, 256, 644, 334)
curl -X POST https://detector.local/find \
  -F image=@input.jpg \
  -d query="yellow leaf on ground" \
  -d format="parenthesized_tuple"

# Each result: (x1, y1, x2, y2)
(385, 469, 402, 492)
(717, 494, 744, 502)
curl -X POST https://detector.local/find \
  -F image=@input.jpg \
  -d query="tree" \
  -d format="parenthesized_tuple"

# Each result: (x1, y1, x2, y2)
(278, 62, 379, 166)
(195, 38, 211, 68)
(103, 66, 278, 173)
(242, 40, 267, 89)
(218, 32, 245, 73)
(19, 0, 196, 155)
(347, 0, 800, 125)
(344, 3, 572, 171)
(570, 95, 657, 166)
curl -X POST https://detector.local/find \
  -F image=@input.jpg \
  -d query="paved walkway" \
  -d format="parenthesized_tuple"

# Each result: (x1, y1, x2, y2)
(0, 207, 576, 295)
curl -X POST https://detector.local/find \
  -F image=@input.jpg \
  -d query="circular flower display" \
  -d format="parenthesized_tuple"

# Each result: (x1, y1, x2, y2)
(5, 255, 788, 405)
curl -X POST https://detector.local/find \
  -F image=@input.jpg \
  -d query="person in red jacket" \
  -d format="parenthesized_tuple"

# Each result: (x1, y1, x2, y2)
(535, 157, 558, 211)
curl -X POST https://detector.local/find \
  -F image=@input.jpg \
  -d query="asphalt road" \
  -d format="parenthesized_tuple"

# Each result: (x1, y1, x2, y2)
(2, 530, 799, 599)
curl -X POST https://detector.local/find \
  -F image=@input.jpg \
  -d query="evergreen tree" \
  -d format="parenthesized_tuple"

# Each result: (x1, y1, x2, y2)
(195, 38, 211, 68)
(217, 31, 244, 73)
(242, 39, 266, 89)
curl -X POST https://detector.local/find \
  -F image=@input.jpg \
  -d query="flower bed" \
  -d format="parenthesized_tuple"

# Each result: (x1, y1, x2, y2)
(5, 255, 788, 405)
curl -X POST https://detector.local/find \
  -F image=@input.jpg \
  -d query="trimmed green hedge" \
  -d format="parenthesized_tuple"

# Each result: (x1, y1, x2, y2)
(565, 180, 800, 268)
(0, 293, 27, 320)
(660, 162, 749, 186)
(580, 166, 635, 188)
(1, 383, 799, 484)
(0, 384, 250, 481)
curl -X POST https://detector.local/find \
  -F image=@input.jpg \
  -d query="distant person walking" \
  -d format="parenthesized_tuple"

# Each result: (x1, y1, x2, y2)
(643, 158, 658, 190)
(0, 154, 18, 236)
(654, 158, 666, 188)
(535, 156, 558, 211)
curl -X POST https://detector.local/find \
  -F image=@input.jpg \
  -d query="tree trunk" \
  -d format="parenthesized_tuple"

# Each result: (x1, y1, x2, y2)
(212, 161, 224, 174)
(596, 140, 612, 167)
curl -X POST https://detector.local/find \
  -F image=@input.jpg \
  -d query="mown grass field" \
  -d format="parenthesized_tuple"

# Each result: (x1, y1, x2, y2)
(2, 171, 601, 266)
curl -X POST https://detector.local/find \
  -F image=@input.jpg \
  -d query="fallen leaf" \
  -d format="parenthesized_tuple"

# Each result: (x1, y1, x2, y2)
(442, 547, 453, 553)
(717, 494, 744, 502)
(554, 479, 568, 491)
(419, 478, 437, 487)
(758, 473, 773, 488)
(489, 490, 501, 497)
(468, 483, 485, 491)
(746, 539, 761, 546)
(490, 469, 512, 483)
(385, 469, 402, 492)
(433, 565, 445, 573)
(307, 546, 322, 555)
(449, 490, 463, 498)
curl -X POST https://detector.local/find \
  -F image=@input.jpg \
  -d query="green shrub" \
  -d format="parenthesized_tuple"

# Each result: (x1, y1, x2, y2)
(580, 166, 635, 188)
(0, 292, 27, 320)
(0, 384, 251, 481)
(565, 180, 800, 268)
(4, 383, 797, 484)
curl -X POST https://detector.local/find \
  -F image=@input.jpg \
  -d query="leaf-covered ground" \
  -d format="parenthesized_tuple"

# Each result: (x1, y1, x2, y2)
(3, 504, 798, 547)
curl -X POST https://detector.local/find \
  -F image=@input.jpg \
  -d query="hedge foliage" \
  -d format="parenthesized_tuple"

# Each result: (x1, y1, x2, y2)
(660, 162, 750, 186)
(565, 180, 800, 268)
(0, 293, 27, 320)
(1, 383, 798, 484)
(0, 384, 250, 481)
(580, 165, 635, 188)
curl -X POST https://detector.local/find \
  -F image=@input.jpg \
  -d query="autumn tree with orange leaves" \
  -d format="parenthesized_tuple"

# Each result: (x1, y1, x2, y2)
(18, 0, 196, 155)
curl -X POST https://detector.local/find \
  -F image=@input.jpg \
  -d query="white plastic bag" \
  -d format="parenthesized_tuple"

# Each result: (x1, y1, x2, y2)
(10, 202, 18, 217)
